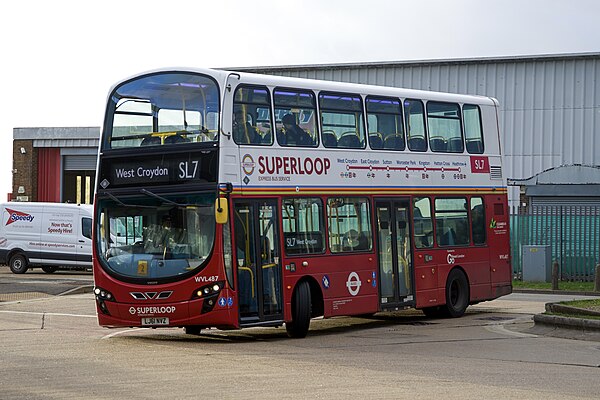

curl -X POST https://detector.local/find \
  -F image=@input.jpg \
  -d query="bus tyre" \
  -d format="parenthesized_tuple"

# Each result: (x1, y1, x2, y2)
(9, 254, 28, 274)
(286, 281, 312, 338)
(42, 266, 58, 274)
(444, 269, 469, 318)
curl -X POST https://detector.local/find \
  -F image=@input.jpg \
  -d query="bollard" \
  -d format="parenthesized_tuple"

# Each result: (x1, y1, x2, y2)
(594, 264, 600, 292)
(551, 260, 559, 291)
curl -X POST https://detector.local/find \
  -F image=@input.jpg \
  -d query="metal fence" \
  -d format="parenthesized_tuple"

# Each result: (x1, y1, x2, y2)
(510, 206, 600, 281)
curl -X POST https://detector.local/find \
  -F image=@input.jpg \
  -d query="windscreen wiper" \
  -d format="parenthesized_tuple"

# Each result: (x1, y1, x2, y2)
(101, 191, 155, 209)
(140, 188, 188, 207)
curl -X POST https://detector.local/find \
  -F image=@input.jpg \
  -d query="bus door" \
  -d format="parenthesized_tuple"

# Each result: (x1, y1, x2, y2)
(233, 199, 283, 324)
(375, 200, 415, 309)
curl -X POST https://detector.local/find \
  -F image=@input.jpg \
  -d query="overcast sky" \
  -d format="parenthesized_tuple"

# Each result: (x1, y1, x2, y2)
(1, 0, 599, 197)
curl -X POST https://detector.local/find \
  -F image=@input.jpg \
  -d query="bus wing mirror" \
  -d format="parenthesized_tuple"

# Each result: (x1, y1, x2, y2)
(215, 198, 228, 224)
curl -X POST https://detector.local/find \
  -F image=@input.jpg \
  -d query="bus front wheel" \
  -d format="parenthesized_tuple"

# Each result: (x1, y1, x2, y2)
(9, 254, 28, 274)
(286, 281, 312, 338)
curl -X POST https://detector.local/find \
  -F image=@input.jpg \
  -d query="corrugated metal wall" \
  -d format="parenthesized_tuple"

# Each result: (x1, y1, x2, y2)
(242, 54, 600, 206)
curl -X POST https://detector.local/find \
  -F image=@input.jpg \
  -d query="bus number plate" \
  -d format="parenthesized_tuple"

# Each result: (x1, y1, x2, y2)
(141, 317, 169, 326)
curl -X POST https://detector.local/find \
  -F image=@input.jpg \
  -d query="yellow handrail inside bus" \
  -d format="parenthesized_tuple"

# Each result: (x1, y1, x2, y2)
(238, 266, 255, 298)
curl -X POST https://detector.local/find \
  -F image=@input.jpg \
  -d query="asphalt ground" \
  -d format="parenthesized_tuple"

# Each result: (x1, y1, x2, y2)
(2, 265, 600, 338)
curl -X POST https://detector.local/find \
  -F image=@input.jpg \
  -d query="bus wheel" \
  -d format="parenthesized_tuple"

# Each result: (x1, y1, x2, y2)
(444, 269, 469, 318)
(9, 254, 28, 274)
(42, 266, 58, 274)
(184, 326, 202, 335)
(286, 281, 312, 338)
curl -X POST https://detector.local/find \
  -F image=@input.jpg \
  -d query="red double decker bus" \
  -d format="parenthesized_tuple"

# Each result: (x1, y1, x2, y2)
(93, 68, 511, 337)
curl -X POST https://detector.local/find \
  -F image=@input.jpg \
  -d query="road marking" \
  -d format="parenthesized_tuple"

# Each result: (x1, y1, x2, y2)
(102, 328, 149, 339)
(485, 322, 538, 338)
(0, 310, 95, 318)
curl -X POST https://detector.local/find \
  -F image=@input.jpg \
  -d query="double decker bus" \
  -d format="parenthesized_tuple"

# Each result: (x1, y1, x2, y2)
(93, 67, 511, 338)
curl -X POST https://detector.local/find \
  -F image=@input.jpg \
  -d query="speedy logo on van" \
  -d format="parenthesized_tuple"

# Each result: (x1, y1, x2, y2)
(5, 208, 35, 225)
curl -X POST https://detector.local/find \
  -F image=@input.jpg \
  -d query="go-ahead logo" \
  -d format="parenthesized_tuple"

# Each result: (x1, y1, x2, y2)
(5, 208, 34, 225)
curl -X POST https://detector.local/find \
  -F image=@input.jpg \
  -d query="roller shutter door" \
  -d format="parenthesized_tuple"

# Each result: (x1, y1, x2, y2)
(63, 155, 97, 171)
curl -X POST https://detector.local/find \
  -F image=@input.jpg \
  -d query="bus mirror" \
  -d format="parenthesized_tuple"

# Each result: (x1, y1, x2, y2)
(215, 198, 228, 224)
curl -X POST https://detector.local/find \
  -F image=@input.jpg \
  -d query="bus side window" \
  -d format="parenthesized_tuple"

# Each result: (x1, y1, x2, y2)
(233, 85, 273, 145)
(281, 198, 325, 255)
(434, 198, 469, 247)
(319, 92, 366, 149)
(413, 197, 433, 248)
(464, 104, 484, 154)
(327, 197, 372, 253)
(405, 99, 427, 152)
(470, 197, 486, 245)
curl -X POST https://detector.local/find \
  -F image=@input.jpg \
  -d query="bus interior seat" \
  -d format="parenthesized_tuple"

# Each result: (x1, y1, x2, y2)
(164, 134, 190, 144)
(448, 137, 464, 152)
(429, 137, 447, 152)
(466, 140, 483, 153)
(408, 136, 427, 151)
(369, 133, 383, 149)
(383, 134, 404, 150)
(338, 133, 361, 148)
(141, 136, 161, 146)
(322, 132, 338, 148)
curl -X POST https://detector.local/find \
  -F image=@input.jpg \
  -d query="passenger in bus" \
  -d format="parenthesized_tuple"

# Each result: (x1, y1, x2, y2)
(144, 215, 178, 253)
(278, 114, 313, 146)
(233, 109, 260, 144)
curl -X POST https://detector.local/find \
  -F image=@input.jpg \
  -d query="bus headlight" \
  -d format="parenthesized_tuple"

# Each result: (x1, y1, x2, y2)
(192, 281, 224, 300)
(94, 286, 115, 316)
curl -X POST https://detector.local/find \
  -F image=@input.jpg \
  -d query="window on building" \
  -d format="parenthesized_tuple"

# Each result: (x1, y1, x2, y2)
(327, 197, 372, 253)
(282, 198, 325, 255)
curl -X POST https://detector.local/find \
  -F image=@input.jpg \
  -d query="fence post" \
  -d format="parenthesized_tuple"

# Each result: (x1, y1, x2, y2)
(552, 260, 559, 291)
(594, 264, 600, 293)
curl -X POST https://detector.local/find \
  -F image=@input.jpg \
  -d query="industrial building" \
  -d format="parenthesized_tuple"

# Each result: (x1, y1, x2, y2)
(11, 52, 600, 207)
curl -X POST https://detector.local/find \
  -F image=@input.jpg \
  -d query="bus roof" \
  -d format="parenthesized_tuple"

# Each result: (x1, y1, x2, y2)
(107, 66, 498, 106)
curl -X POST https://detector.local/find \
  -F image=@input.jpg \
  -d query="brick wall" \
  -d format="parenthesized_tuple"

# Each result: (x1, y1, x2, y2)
(12, 140, 38, 201)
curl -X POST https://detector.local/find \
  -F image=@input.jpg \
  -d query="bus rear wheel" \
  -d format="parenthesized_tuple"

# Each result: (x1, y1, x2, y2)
(444, 269, 469, 317)
(286, 281, 312, 338)
(42, 266, 58, 274)
(9, 254, 28, 274)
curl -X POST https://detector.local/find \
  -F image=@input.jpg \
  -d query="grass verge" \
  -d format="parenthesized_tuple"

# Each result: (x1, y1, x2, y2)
(512, 280, 595, 292)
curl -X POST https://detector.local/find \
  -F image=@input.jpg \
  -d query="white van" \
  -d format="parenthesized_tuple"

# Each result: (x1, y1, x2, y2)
(0, 202, 93, 274)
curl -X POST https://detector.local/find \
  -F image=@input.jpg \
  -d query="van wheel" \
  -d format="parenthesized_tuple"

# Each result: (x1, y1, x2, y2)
(42, 266, 58, 274)
(9, 254, 28, 274)
(286, 281, 312, 338)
